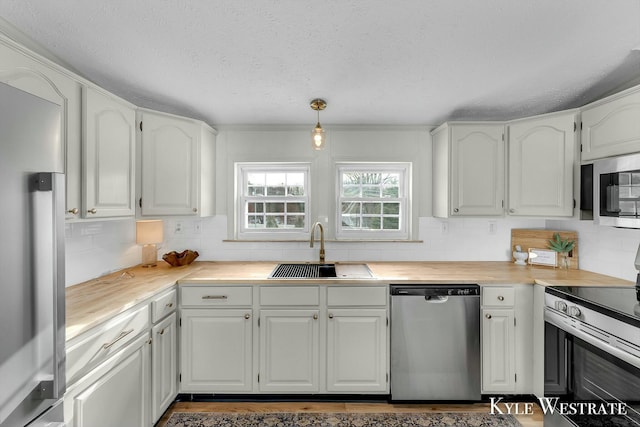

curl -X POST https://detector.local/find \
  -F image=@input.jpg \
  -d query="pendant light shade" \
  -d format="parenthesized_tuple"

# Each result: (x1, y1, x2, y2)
(310, 99, 327, 150)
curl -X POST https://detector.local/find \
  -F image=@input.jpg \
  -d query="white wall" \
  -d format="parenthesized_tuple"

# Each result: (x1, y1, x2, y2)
(157, 215, 545, 262)
(547, 219, 640, 282)
(64, 124, 637, 286)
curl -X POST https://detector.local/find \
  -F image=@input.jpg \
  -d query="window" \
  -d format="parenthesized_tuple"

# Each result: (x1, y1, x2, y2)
(337, 163, 411, 239)
(237, 163, 310, 238)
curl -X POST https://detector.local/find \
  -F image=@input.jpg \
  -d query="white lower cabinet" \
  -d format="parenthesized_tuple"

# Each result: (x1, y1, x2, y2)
(259, 309, 320, 392)
(481, 308, 515, 392)
(326, 309, 387, 392)
(481, 285, 533, 395)
(151, 312, 177, 423)
(64, 333, 150, 427)
(180, 308, 253, 392)
(178, 284, 389, 395)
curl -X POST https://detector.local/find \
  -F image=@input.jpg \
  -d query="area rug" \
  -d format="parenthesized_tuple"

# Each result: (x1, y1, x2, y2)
(163, 412, 522, 427)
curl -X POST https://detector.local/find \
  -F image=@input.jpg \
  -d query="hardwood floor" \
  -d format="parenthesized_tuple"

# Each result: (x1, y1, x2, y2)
(156, 401, 543, 427)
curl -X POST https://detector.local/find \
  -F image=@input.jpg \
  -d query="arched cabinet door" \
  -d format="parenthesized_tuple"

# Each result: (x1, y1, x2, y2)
(82, 87, 135, 218)
(507, 111, 576, 217)
(139, 109, 216, 217)
(581, 87, 640, 161)
(0, 40, 82, 219)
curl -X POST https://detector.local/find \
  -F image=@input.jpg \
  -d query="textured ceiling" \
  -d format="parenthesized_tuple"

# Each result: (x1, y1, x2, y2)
(1, 1, 640, 126)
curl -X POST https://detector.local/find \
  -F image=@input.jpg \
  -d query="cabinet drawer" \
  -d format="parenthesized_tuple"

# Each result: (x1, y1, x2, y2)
(260, 286, 319, 306)
(482, 287, 515, 307)
(66, 305, 150, 384)
(327, 286, 387, 306)
(151, 288, 177, 323)
(181, 286, 252, 307)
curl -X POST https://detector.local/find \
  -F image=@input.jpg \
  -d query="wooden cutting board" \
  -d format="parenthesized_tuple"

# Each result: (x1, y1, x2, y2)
(511, 229, 579, 269)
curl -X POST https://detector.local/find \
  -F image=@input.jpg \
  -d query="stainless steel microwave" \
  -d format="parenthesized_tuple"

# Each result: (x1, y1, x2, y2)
(594, 152, 640, 228)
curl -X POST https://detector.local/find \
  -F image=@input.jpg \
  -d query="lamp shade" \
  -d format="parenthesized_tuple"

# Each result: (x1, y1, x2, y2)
(136, 220, 163, 244)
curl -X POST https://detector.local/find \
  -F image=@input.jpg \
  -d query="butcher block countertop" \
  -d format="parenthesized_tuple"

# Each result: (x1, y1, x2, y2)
(66, 261, 634, 341)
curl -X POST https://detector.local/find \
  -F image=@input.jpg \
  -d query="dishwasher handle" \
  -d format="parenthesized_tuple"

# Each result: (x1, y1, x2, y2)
(424, 295, 449, 303)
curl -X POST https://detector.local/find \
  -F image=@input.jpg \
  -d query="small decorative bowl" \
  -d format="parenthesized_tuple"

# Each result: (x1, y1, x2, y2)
(513, 251, 528, 266)
(162, 250, 199, 266)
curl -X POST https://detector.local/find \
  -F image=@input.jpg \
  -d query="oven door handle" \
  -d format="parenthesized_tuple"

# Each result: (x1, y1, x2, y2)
(545, 308, 640, 370)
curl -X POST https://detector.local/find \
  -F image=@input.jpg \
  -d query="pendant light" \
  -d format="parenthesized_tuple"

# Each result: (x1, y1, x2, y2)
(310, 98, 327, 150)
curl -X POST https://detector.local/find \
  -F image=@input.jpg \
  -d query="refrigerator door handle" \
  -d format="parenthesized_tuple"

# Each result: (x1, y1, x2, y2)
(34, 173, 66, 400)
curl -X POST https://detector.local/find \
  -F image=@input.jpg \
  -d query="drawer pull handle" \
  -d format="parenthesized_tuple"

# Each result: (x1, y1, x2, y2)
(244, 313, 251, 320)
(485, 314, 492, 319)
(498, 296, 504, 301)
(202, 295, 228, 300)
(102, 329, 134, 350)
(165, 302, 174, 308)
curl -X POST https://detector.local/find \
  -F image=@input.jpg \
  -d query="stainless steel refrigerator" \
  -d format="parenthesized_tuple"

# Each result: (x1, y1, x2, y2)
(0, 82, 66, 426)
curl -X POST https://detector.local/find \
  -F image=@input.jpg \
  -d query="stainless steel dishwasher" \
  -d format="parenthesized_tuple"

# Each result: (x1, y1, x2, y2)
(390, 284, 481, 401)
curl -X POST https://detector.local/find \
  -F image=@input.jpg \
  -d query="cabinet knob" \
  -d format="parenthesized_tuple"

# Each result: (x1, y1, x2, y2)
(509, 208, 515, 213)
(193, 208, 198, 213)
(485, 314, 492, 319)
(158, 328, 165, 335)
(67, 207, 79, 215)
(497, 296, 504, 301)
(244, 313, 251, 320)
(166, 303, 174, 308)
(88, 208, 97, 214)
(328, 313, 334, 319)
(313, 314, 318, 320)
(453, 208, 459, 213)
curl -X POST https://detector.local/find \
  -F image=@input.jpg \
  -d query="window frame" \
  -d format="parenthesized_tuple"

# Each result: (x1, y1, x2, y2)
(335, 162, 411, 240)
(236, 162, 311, 239)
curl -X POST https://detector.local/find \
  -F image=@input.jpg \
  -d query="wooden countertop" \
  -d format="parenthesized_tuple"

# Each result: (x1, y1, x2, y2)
(66, 261, 634, 341)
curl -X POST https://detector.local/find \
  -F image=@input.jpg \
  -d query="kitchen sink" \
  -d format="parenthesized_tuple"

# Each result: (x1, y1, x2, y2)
(269, 263, 374, 279)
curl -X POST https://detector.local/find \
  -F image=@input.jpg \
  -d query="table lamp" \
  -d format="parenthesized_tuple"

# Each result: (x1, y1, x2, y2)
(136, 220, 163, 267)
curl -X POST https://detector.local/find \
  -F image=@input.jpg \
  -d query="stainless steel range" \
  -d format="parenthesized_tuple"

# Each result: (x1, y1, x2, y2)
(544, 284, 640, 427)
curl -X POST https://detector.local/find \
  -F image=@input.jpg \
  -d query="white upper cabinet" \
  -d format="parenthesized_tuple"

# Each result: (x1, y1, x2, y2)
(507, 111, 577, 217)
(581, 86, 640, 161)
(82, 87, 136, 217)
(0, 39, 83, 219)
(139, 110, 216, 216)
(432, 123, 505, 217)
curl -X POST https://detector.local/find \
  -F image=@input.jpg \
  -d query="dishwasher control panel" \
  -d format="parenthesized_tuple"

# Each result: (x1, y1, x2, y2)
(390, 284, 480, 297)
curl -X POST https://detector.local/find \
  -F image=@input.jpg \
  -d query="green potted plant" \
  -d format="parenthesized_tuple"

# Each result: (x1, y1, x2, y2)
(548, 233, 575, 269)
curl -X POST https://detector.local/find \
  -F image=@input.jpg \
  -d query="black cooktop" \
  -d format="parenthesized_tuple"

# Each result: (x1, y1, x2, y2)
(546, 285, 640, 328)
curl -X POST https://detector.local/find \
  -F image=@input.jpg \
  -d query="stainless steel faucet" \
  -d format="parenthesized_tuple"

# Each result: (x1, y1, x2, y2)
(309, 222, 325, 263)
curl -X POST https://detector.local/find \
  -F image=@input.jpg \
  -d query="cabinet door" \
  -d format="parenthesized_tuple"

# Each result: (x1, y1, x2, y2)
(326, 309, 387, 393)
(259, 309, 319, 393)
(482, 308, 515, 393)
(581, 88, 640, 161)
(140, 112, 200, 215)
(180, 309, 253, 392)
(0, 41, 82, 219)
(450, 125, 505, 216)
(83, 87, 135, 217)
(65, 334, 150, 427)
(508, 112, 575, 216)
(151, 313, 177, 423)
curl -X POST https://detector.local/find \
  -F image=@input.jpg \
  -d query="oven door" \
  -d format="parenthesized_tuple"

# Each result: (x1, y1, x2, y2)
(544, 309, 640, 426)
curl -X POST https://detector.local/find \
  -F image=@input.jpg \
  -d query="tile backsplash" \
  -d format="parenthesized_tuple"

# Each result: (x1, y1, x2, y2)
(546, 219, 640, 282)
(65, 218, 139, 286)
(65, 216, 638, 287)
